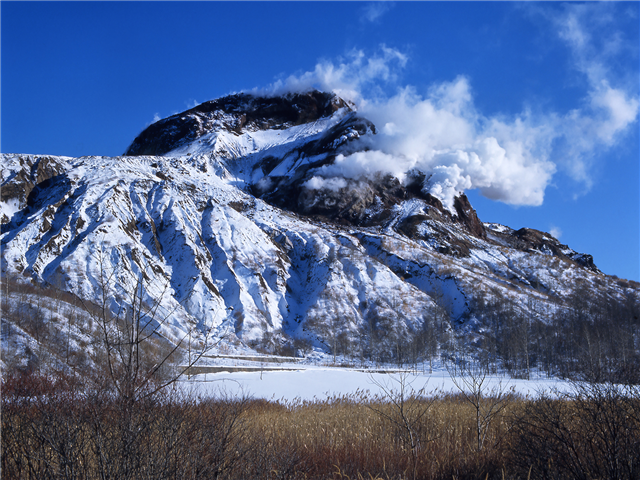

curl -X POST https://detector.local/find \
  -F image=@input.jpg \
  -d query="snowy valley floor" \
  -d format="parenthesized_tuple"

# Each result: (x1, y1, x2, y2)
(182, 362, 573, 402)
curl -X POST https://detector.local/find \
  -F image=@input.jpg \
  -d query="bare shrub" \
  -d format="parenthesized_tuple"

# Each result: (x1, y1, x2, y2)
(510, 381, 640, 479)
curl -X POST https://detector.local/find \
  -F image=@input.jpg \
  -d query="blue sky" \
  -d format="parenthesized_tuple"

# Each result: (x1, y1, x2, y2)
(2, 2, 639, 281)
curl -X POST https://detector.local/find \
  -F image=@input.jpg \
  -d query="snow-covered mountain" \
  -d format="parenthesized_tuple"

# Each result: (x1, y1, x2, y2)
(1, 90, 636, 366)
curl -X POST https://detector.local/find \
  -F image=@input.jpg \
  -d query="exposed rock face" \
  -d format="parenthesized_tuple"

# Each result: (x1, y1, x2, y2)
(250, 112, 376, 200)
(125, 91, 352, 156)
(121, 90, 606, 269)
(454, 194, 485, 239)
(1, 156, 66, 207)
(1, 156, 70, 226)
(485, 225, 601, 273)
(510, 227, 599, 272)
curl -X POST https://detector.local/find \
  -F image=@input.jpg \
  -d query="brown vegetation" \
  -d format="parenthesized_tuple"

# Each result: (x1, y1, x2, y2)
(3, 372, 640, 480)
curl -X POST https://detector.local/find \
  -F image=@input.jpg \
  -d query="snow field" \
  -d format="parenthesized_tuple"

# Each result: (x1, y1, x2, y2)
(185, 365, 573, 402)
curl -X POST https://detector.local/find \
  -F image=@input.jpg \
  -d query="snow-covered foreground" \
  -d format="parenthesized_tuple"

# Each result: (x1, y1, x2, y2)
(183, 366, 573, 402)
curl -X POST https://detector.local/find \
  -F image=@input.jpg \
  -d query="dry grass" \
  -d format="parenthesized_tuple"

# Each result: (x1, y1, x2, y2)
(3, 373, 639, 480)
(245, 393, 523, 480)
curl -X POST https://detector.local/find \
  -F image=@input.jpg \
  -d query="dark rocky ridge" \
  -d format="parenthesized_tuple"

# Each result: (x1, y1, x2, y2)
(487, 225, 600, 272)
(125, 90, 352, 156)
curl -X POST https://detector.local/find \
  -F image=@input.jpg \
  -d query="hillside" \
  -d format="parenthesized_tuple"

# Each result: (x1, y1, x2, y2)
(2, 90, 638, 379)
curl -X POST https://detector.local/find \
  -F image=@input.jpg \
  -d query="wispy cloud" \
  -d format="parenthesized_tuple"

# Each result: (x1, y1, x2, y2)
(547, 3, 639, 188)
(252, 45, 407, 102)
(361, 2, 394, 24)
(550, 226, 562, 239)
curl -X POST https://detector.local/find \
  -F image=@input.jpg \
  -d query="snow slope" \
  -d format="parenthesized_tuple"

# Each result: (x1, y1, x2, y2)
(1, 91, 634, 364)
(1, 150, 623, 356)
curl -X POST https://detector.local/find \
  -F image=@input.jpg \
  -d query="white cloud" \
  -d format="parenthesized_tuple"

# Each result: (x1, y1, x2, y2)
(318, 75, 557, 210)
(152, 113, 161, 123)
(251, 5, 638, 211)
(550, 3, 639, 186)
(589, 82, 639, 144)
(361, 2, 393, 23)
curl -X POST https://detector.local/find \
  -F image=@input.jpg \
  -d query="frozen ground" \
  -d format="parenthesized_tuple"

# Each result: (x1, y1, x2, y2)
(183, 364, 572, 402)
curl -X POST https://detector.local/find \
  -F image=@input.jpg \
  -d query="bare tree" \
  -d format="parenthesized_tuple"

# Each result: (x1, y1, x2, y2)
(366, 372, 438, 480)
(447, 358, 515, 452)
(82, 243, 223, 403)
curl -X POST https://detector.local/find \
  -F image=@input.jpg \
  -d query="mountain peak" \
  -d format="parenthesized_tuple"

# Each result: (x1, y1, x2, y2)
(125, 90, 353, 157)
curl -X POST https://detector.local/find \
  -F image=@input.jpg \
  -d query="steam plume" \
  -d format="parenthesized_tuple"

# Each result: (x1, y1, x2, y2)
(256, 4, 638, 211)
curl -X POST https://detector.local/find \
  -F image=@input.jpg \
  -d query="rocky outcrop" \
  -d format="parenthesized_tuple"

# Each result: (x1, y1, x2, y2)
(125, 90, 352, 156)
(453, 194, 485, 239)
(1, 156, 68, 225)
(122, 90, 604, 271)
(485, 225, 601, 273)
